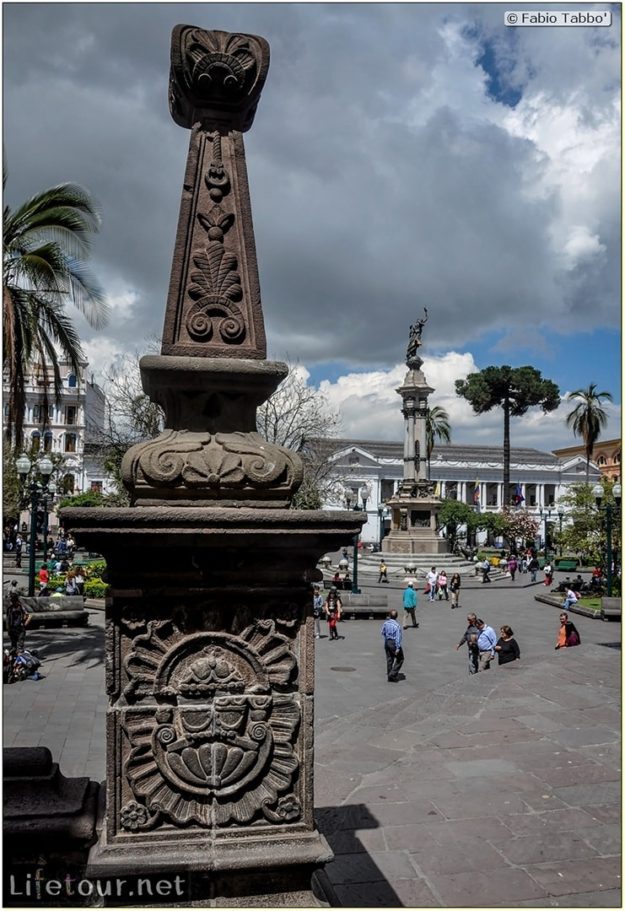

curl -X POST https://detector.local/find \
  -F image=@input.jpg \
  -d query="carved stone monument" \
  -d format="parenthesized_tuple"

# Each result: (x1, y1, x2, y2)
(64, 25, 363, 905)
(382, 309, 447, 554)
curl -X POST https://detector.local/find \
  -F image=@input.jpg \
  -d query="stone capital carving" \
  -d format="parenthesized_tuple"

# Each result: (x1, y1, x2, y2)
(170, 26, 270, 131)
(121, 429, 303, 507)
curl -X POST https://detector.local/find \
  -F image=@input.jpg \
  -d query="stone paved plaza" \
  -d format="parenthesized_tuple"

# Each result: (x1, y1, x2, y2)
(3, 573, 621, 907)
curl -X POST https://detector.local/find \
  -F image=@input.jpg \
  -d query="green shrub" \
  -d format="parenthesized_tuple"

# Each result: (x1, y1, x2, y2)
(83, 560, 106, 581)
(84, 579, 108, 598)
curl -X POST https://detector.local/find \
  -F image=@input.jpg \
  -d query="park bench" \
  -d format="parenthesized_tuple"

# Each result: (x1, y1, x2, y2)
(555, 558, 580, 572)
(21, 596, 89, 628)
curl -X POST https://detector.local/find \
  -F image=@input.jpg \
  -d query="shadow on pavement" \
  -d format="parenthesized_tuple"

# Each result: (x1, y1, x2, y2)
(15, 626, 105, 669)
(315, 804, 403, 907)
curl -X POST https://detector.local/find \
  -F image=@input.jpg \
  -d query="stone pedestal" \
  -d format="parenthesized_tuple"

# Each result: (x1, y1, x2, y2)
(62, 25, 366, 904)
(65, 507, 361, 904)
(381, 345, 447, 555)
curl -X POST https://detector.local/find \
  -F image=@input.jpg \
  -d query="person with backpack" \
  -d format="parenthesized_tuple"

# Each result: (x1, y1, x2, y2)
(377, 560, 389, 583)
(6, 590, 30, 654)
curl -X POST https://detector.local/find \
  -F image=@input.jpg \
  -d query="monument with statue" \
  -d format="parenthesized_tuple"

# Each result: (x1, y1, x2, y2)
(382, 309, 447, 554)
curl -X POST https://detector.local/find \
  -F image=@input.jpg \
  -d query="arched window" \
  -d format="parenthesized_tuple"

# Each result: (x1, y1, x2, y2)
(65, 433, 77, 453)
(67, 373, 77, 388)
(614, 452, 621, 464)
(43, 431, 53, 453)
(63, 474, 75, 494)
(597, 455, 607, 466)
(31, 430, 41, 453)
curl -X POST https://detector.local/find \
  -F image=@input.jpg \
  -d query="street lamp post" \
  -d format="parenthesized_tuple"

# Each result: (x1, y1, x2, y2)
(342, 483, 363, 595)
(42, 480, 57, 561)
(593, 482, 621, 597)
(16, 453, 55, 596)
(539, 507, 552, 556)
(557, 507, 564, 557)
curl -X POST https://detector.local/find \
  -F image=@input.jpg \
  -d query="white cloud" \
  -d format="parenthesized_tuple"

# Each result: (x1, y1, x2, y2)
(3, 4, 619, 429)
(316, 352, 621, 452)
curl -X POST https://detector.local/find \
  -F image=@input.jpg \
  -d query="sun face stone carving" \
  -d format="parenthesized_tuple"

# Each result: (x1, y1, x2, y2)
(121, 619, 300, 828)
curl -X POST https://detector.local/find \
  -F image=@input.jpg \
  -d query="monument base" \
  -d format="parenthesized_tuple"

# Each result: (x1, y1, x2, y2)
(382, 531, 449, 555)
(88, 817, 332, 906)
(382, 493, 448, 555)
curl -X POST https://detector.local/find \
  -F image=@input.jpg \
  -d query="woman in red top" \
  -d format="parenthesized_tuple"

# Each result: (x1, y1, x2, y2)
(38, 562, 49, 594)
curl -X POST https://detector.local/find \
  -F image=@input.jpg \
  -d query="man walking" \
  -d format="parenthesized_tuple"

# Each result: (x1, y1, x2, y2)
(426, 566, 437, 602)
(402, 581, 419, 629)
(378, 560, 389, 583)
(455, 612, 480, 675)
(381, 609, 404, 682)
(476, 618, 498, 671)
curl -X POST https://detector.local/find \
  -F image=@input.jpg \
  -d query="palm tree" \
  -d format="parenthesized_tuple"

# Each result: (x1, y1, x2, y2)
(425, 405, 451, 474)
(3, 180, 109, 448)
(566, 384, 613, 484)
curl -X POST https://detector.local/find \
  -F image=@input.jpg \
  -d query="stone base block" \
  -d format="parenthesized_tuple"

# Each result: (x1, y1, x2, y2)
(382, 532, 449, 555)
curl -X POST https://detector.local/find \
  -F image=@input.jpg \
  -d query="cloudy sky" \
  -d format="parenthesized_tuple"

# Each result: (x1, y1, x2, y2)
(4, 2, 621, 452)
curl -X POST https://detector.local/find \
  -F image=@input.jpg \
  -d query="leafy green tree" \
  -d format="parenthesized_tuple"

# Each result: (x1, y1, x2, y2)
(455, 366, 560, 505)
(425, 405, 451, 472)
(558, 481, 620, 568)
(3, 179, 109, 448)
(565, 383, 613, 485)
(436, 498, 478, 551)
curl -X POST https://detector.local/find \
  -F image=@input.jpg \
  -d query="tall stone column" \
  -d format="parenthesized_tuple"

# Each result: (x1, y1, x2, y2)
(382, 312, 447, 555)
(64, 26, 362, 905)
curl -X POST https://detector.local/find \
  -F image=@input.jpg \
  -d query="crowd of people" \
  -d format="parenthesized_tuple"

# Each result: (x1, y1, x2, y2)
(314, 553, 586, 683)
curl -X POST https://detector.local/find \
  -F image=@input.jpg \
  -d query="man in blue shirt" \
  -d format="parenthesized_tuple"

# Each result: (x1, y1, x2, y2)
(381, 609, 404, 682)
(476, 618, 497, 671)
(402, 581, 419, 629)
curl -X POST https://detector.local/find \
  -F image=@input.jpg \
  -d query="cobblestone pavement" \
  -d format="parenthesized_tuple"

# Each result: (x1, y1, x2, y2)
(3, 573, 621, 907)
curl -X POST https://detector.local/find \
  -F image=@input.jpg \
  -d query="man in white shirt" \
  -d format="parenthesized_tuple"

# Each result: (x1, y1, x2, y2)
(426, 566, 437, 602)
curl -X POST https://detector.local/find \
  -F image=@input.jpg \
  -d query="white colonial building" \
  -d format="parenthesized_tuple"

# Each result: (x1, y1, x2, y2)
(3, 359, 115, 529)
(319, 438, 601, 547)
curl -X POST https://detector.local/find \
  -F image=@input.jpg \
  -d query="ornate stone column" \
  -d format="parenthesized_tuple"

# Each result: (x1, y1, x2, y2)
(64, 26, 362, 905)
(382, 312, 446, 555)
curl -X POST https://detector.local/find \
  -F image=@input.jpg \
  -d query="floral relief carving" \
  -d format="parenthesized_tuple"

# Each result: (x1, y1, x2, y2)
(186, 243, 245, 344)
(121, 619, 300, 829)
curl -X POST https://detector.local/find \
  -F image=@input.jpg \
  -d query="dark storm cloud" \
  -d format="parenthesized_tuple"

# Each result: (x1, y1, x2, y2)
(3, 3, 619, 379)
